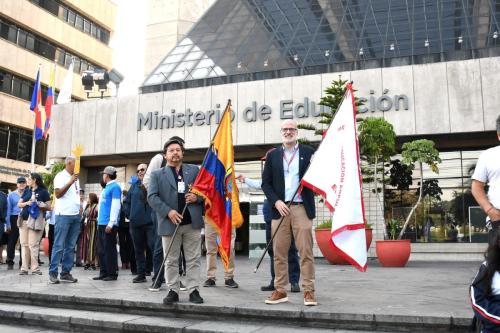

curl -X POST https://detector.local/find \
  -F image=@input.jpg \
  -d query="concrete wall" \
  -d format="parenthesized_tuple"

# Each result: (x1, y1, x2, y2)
(49, 57, 500, 159)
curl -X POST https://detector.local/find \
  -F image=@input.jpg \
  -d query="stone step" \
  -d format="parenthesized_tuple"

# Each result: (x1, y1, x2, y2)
(0, 302, 398, 333)
(0, 290, 469, 332)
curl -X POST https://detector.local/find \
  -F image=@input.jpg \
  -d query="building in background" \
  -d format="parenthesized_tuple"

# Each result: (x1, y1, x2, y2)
(50, 0, 500, 260)
(0, 0, 116, 190)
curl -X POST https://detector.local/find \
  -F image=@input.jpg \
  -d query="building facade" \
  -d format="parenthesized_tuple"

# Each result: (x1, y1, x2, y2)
(0, 0, 116, 189)
(49, 0, 500, 260)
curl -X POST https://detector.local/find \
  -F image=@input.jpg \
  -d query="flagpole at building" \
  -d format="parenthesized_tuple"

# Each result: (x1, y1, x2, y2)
(30, 64, 42, 172)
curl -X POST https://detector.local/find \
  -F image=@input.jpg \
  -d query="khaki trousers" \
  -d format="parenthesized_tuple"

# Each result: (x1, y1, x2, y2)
(19, 220, 43, 272)
(205, 222, 235, 279)
(162, 224, 201, 293)
(272, 204, 315, 293)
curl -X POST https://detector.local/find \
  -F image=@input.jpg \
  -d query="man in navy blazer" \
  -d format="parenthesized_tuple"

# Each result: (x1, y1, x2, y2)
(148, 137, 204, 305)
(261, 119, 317, 306)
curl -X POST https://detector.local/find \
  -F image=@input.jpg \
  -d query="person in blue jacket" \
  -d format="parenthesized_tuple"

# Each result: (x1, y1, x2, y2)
(470, 221, 500, 332)
(123, 163, 155, 284)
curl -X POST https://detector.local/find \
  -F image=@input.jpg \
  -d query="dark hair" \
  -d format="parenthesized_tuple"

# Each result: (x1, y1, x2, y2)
(30, 173, 46, 189)
(109, 172, 117, 180)
(163, 136, 185, 154)
(477, 226, 500, 296)
(497, 115, 500, 133)
(88, 193, 98, 205)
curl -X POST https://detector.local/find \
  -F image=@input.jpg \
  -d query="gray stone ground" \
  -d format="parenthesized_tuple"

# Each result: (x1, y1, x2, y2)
(0, 254, 478, 321)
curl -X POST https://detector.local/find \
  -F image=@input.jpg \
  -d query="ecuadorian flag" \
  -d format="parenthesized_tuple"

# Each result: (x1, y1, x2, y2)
(191, 101, 243, 270)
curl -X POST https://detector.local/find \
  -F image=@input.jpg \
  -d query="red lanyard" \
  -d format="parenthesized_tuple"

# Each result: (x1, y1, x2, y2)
(282, 146, 298, 173)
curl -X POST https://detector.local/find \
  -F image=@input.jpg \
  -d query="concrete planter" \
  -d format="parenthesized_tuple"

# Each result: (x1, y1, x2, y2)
(315, 228, 373, 265)
(376, 239, 411, 267)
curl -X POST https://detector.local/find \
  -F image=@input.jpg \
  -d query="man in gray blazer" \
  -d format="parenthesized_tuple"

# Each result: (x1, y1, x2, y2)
(147, 137, 204, 304)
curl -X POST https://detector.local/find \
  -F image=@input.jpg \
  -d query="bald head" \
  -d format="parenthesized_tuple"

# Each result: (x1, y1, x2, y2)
(280, 119, 298, 148)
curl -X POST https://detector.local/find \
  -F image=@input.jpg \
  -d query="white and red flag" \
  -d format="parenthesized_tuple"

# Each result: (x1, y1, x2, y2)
(301, 83, 367, 272)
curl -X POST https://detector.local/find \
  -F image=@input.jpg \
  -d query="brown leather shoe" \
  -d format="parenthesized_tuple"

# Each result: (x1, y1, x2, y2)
(265, 290, 288, 304)
(304, 291, 317, 306)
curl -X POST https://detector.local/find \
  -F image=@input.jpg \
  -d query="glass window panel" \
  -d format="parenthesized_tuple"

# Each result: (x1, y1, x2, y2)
(75, 15, 84, 30)
(167, 70, 188, 82)
(55, 48, 65, 65)
(164, 54, 185, 64)
(83, 19, 91, 33)
(6, 129, 19, 160)
(184, 51, 204, 61)
(91, 23, 97, 37)
(11, 77, 21, 98)
(26, 33, 35, 51)
(17, 30, 27, 47)
(0, 125, 7, 158)
(67, 10, 76, 26)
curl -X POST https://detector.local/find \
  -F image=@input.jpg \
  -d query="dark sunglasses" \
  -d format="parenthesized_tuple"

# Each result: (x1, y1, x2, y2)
(137, 168, 146, 173)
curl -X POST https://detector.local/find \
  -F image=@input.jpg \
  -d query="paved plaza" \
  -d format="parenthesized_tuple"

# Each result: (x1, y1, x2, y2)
(0, 255, 480, 332)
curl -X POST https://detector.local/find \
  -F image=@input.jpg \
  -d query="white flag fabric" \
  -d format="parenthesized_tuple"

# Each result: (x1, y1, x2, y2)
(301, 84, 367, 271)
(56, 61, 74, 104)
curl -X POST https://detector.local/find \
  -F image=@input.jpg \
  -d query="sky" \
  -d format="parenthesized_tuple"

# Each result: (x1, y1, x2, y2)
(108, 0, 146, 96)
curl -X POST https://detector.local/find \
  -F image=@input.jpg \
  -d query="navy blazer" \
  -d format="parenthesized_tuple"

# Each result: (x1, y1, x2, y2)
(261, 144, 316, 220)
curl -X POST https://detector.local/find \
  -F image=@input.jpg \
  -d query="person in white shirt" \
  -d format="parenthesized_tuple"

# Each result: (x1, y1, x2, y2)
(48, 156, 81, 284)
(472, 115, 500, 239)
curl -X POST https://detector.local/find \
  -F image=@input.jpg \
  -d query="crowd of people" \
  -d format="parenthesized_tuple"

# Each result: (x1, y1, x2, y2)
(4, 116, 500, 320)
(0, 119, 318, 307)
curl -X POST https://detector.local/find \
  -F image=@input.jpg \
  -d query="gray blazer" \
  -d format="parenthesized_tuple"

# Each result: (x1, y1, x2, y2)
(147, 163, 204, 236)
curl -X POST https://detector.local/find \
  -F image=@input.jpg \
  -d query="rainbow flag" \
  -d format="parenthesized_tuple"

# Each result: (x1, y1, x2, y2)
(191, 101, 243, 270)
(43, 66, 55, 139)
(29, 69, 43, 141)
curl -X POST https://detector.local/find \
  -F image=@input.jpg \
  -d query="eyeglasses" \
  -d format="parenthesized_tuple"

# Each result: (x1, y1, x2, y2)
(137, 168, 146, 173)
(281, 128, 298, 133)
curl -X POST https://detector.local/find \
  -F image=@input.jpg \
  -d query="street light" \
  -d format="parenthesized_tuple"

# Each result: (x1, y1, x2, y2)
(81, 68, 123, 98)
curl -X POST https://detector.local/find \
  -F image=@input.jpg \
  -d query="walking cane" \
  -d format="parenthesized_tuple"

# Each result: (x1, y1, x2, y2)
(253, 186, 301, 273)
(151, 198, 190, 288)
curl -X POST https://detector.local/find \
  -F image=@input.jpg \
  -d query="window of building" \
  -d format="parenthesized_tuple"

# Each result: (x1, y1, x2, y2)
(83, 19, 90, 34)
(75, 14, 84, 30)
(0, 124, 8, 158)
(30, 0, 112, 45)
(0, 71, 12, 93)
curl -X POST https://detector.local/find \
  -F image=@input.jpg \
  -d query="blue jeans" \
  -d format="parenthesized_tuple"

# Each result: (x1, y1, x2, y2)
(130, 223, 155, 276)
(265, 218, 300, 285)
(49, 214, 81, 276)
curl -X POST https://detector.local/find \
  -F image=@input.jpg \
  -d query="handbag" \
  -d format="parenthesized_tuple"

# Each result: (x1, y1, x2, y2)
(27, 213, 45, 231)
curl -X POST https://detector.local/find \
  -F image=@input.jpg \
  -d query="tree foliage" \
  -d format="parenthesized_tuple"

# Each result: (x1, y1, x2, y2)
(398, 139, 441, 239)
(401, 139, 441, 173)
(42, 162, 66, 194)
(389, 159, 413, 191)
(358, 117, 396, 164)
(298, 75, 364, 143)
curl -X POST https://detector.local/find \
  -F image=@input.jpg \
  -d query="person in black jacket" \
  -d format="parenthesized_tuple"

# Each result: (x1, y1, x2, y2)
(261, 119, 317, 306)
(470, 221, 500, 332)
(123, 164, 155, 283)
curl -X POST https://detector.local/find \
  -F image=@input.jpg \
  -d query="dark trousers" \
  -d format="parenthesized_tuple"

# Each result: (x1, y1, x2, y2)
(130, 223, 155, 276)
(118, 223, 135, 272)
(265, 218, 300, 285)
(98, 225, 118, 278)
(6, 215, 20, 265)
(48, 224, 55, 264)
(151, 214, 165, 284)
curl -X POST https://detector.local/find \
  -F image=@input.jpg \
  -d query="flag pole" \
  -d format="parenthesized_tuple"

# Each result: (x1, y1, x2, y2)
(30, 64, 42, 172)
(254, 83, 354, 273)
